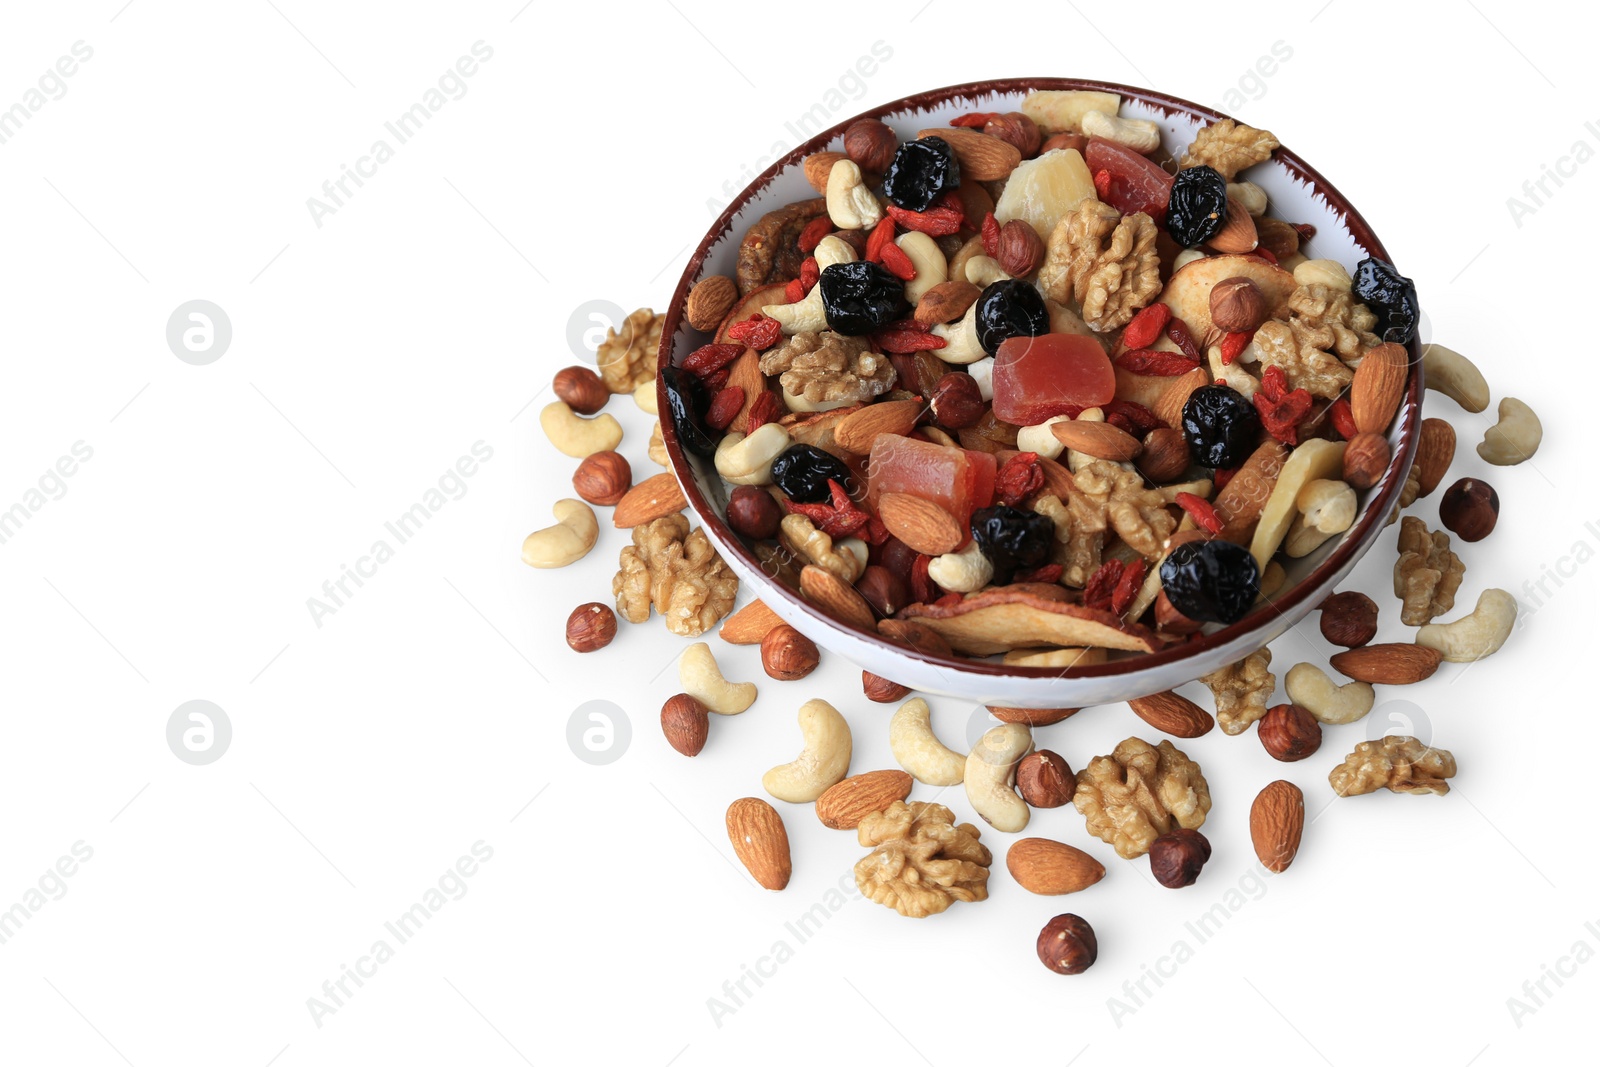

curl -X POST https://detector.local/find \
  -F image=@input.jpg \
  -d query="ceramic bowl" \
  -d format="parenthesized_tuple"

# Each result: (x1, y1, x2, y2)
(658, 78, 1420, 707)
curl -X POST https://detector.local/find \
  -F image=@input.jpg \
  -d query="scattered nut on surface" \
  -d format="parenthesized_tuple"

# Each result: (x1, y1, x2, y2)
(965, 723, 1035, 833)
(1200, 648, 1275, 736)
(1037, 913, 1098, 975)
(660, 694, 709, 757)
(1421, 343, 1489, 413)
(564, 602, 617, 653)
(1439, 478, 1499, 542)
(1478, 397, 1542, 465)
(1257, 704, 1322, 762)
(855, 801, 991, 917)
(1015, 750, 1074, 808)
(679, 642, 757, 715)
(540, 401, 624, 458)
(763, 698, 852, 803)
(1416, 588, 1517, 663)
(1074, 737, 1211, 859)
(1285, 662, 1375, 725)
(1149, 828, 1211, 888)
(1317, 591, 1378, 648)
(613, 514, 738, 636)
(1250, 780, 1305, 872)
(522, 499, 599, 569)
(1006, 838, 1105, 895)
(889, 697, 966, 786)
(726, 797, 791, 890)
(572, 451, 632, 506)
(760, 624, 820, 681)
(1330, 736, 1456, 797)
(814, 770, 913, 831)
(552, 365, 609, 415)
(862, 671, 911, 704)
(1394, 516, 1465, 626)
(594, 307, 662, 394)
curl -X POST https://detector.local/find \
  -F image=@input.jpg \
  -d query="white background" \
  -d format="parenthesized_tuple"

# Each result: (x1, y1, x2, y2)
(1, 1, 1595, 1065)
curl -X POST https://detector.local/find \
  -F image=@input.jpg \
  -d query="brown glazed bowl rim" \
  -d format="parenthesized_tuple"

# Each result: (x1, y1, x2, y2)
(657, 77, 1422, 683)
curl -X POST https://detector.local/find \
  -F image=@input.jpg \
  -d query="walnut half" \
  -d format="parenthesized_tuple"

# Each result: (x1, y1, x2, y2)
(595, 307, 663, 394)
(1330, 735, 1457, 796)
(1394, 516, 1465, 626)
(1201, 647, 1275, 736)
(612, 514, 739, 636)
(1178, 119, 1281, 182)
(855, 801, 992, 918)
(1073, 738, 1211, 859)
(1038, 198, 1160, 333)
(759, 330, 895, 408)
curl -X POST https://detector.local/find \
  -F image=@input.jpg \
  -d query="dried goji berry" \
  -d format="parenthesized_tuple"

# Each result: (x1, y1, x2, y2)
(932, 592, 965, 608)
(950, 112, 997, 128)
(1013, 562, 1063, 585)
(879, 240, 917, 281)
(1115, 348, 1203, 376)
(1102, 400, 1162, 437)
(784, 479, 871, 539)
(797, 215, 832, 254)
(784, 278, 806, 302)
(1174, 492, 1224, 535)
(885, 190, 965, 237)
(1110, 557, 1147, 616)
(682, 342, 744, 378)
(1258, 365, 1290, 402)
(1094, 168, 1112, 201)
(981, 212, 1000, 257)
(1121, 303, 1172, 351)
(1213, 466, 1237, 490)
(862, 516, 891, 546)
(1329, 396, 1357, 440)
(1165, 319, 1201, 361)
(872, 320, 948, 353)
(799, 256, 820, 290)
(994, 451, 1045, 507)
(864, 217, 896, 264)
(1219, 330, 1252, 365)
(726, 314, 782, 350)
(745, 390, 780, 431)
(1292, 223, 1317, 244)
(1255, 387, 1313, 445)
(1252, 246, 1279, 265)
(705, 385, 745, 430)
(910, 553, 940, 604)
(703, 366, 732, 393)
(1082, 558, 1124, 612)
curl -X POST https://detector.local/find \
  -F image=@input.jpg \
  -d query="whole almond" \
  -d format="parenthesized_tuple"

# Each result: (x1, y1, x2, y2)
(799, 565, 876, 631)
(1351, 342, 1409, 435)
(1414, 417, 1456, 498)
(1154, 367, 1212, 430)
(1128, 691, 1216, 738)
(1050, 420, 1143, 462)
(720, 599, 784, 645)
(1249, 780, 1305, 873)
(726, 797, 792, 890)
(685, 275, 738, 332)
(878, 492, 964, 555)
(803, 151, 847, 194)
(814, 770, 914, 830)
(915, 127, 1020, 181)
(1006, 838, 1107, 895)
(660, 694, 709, 757)
(1329, 643, 1442, 684)
(1204, 197, 1259, 254)
(862, 671, 911, 703)
(833, 399, 923, 455)
(1342, 432, 1390, 490)
(724, 349, 767, 435)
(915, 280, 982, 327)
(988, 705, 1081, 727)
(612, 472, 687, 528)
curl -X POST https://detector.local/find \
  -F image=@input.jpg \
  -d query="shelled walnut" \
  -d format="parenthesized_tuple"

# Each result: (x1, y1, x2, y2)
(854, 801, 992, 917)
(612, 514, 738, 636)
(1200, 647, 1275, 736)
(759, 331, 895, 408)
(1073, 738, 1211, 859)
(1285, 283, 1381, 363)
(1394, 516, 1465, 625)
(1250, 319, 1353, 401)
(1329, 735, 1457, 797)
(594, 307, 662, 393)
(779, 514, 864, 584)
(1178, 119, 1281, 181)
(1038, 198, 1160, 332)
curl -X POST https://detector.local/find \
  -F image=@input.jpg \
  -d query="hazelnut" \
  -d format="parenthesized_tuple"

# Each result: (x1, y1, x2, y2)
(572, 450, 632, 506)
(565, 602, 617, 653)
(1136, 426, 1191, 483)
(983, 111, 1041, 158)
(660, 694, 709, 757)
(1257, 703, 1322, 762)
(760, 624, 820, 681)
(726, 485, 783, 540)
(842, 118, 897, 174)
(1036, 913, 1097, 975)
(1208, 276, 1266, 334)
(1342, 432, 1390, 490)
(862, 671, 911, 703)
(1439, 477, 1499, 542)
(1040, 132, 1087, 155)
(1155, 590, 1202, 635)
(1318, 590, 1378, 648)
(927, 372, 986, 429)
(552, 365, 608, 416)
(995, 218, 1045, 277)
(1149, 828, 1211, 888)
(1015, 750, 1074, 808)
(856, 565, 908, 618)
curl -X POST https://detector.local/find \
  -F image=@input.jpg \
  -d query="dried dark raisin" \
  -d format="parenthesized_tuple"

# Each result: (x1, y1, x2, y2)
(1352, 257, 1420, 344)
(1166, 165, 1228, 247)
(819, 261, 906, 335)
(1181, 385, 1260, 469)
(1159, 539, 1259, 625)
(662, 365, 718, 457)
(883, 137, 961, 212)
(974, 280, 1049, 357)
(771, 444, 851, 504)
(969, 505, 1054, 584)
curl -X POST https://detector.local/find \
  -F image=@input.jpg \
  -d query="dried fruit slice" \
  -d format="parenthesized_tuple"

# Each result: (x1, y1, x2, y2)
(1020, 90, 1122, 133)
(1085, 139, 1172, 221)
(1248, 438, 1348, 571)
(897, 588, 1161, 655)
(991, 333, 1116, 425)
(993, 149, 1096, 242)
(1158, 254, 1296, 342)
(866, 435, 996, 532)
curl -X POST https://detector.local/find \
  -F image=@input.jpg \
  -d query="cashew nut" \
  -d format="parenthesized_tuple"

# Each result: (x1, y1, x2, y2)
(540, 401, 623, 458)
(633, 380, 659, 415)
(928, 540, 993, 593)
(1416, 588, 1516, 662)
(1065, 407, 1106, 473)
(1173, 248, 1206, 273)
(1081, 109, 1161, 154)
(825, 159, 882, 231)
(1298, 479, 1356, 533)
(1045, 297, 1098, 340)
(520, 499, 599, 568)
(897, 231, 947, 304)
(968, 356, 995, 400)
(931, 302, 987, 364)
(1017, 415, 1071, 460)
(762, 698, 852, 803)
(715, 423, 791, 485)
(888, 697, 965, 786)
(679, 642, 757, 715)
(964, 255, 1012, 288)
(1227, 180, 1268, 217)
(1477, 397, 1542, 466)
(1421, 344, 1489, 413)
(1285, 662, 1375, 725)
(781, 513, 866, 583)
(764, 235, 856, 334)
(964, 722, 1034, 833)
(1292, 258, 1352, 291)
(1284, 514, 1334, 558)
(1209, 345, 1258, 398)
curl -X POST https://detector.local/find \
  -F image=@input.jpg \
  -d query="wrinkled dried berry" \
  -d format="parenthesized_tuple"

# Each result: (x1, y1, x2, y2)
(1159, 539, 1260, 625)
(1352, 257, 1420, 344)
(819, 261, 907, 336)
(883, 136, 961, 212)
(770, 444, 852, 504)
(1166, 165, 1228, 247)
(969, 505, 1054, 584)
(975, 280, 1050, 357)
(662, 365, 718, 457)
(1182, 384, 1261, 469)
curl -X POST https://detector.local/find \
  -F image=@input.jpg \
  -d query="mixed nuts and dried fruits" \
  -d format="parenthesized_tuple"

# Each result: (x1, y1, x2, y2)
(525, 88, 1543, 974)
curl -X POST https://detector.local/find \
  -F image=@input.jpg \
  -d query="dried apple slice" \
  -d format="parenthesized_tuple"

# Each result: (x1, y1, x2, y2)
(1249, 438, 1348, 571)
(1020, 90, 1122, 133)
(1158, 254, 1296, 341)
(898, 588, 1161, 656)
(1213, 440, 1288, 544)
(1001, 647, 1109, 669)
